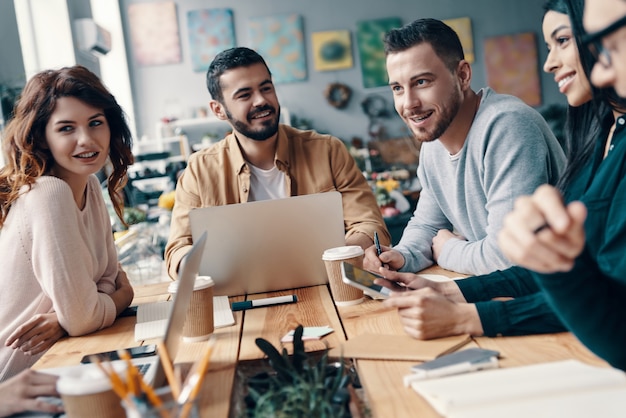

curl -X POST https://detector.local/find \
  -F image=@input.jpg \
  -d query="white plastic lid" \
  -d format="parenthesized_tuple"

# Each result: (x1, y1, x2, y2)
(168, 276, 214, 293)
(322, 245, 364, 261)
(56, 362, 124, 395)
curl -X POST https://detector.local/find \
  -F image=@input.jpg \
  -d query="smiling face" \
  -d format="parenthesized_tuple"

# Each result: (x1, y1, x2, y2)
(386, 42, 465, 143)
(542, 10, 593, 107)
(45, 96, 110, 187)
(584, 0, 626, 97)
(211, 63, 281, 142)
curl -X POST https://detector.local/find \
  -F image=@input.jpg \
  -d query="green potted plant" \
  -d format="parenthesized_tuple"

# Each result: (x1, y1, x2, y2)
(241, 325, 360, 418)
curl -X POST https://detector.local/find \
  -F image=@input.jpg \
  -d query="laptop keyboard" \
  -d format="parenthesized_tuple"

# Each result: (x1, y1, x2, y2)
(137, 362, 151, 376)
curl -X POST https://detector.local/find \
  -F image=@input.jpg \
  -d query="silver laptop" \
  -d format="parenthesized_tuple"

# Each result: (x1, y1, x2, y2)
(41, 232, 207, 389)
(189, 192, 345, 296)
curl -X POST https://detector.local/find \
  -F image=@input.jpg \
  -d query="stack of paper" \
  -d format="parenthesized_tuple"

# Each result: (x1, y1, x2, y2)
(134, 295, 235, 341)
(410, 359, 626, 418)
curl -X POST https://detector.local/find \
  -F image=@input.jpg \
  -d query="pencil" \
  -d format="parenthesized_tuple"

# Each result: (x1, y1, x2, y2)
(90, 355, 128, 400)
(157, 341, 181, 399)
(117, 349, 139, 397)
(179, 335, 217, 418)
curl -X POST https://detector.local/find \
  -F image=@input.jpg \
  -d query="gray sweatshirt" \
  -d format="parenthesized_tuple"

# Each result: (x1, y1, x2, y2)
(395, 87, 566, 275)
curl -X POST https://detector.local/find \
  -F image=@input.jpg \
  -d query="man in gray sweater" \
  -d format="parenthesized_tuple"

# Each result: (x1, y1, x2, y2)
(364, 18, 566, 276)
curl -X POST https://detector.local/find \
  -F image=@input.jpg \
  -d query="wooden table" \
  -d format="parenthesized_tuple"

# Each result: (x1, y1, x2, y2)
(33, 267, 608, 417)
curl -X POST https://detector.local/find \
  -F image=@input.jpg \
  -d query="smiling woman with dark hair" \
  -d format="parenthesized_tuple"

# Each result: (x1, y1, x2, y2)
(497, 0, 626, 370)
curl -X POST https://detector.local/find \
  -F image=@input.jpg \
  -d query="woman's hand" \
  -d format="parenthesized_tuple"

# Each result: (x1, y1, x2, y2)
(5, 313, 66, 356)
(111, 267, 135, 316)
(382, 287, 483, 339)
(379, 268, 466, 303)
(0, 369, 63, 417)
(498, 185, 587, 273)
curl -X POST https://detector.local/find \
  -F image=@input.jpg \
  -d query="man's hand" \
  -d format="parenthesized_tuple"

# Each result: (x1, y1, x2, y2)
(5, 313, 66, 356)
(0, 369, 63, 417)
(382, 287, 483, 339)
(498, 185, 587, 273)
(432, 229, 466, 262)
(363, 245, 405, 271)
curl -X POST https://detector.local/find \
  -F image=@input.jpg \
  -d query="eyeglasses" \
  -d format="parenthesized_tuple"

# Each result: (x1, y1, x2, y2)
(583, 15, 626, 68)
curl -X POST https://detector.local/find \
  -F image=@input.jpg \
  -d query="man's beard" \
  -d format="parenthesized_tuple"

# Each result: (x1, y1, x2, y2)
(407, 89, 461, 143)
(225, 104, 281, 141)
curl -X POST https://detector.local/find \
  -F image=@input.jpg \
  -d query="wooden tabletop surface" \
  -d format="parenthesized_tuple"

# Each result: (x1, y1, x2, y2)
(32, 265, 608, 417)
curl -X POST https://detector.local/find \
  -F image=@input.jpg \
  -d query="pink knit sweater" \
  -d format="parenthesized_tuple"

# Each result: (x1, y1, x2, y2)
(0, 175, 119, 381)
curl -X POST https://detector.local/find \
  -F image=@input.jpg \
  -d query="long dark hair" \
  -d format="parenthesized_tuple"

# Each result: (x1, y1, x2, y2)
(0, 65, 134, 227)
(544, 0, 626, 191)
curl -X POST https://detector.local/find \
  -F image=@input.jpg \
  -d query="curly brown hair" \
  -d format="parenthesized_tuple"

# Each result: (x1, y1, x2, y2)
(0, 65, 134, 227)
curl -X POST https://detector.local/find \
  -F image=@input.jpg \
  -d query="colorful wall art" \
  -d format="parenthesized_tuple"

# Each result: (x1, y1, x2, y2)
(485, 32, 541, 106)
(356, 17, 402, 88)
(311, 30, 353, 71)
(247, 14, 307, 83)
(127, 1, 181, 66)
(187, 9, 236, 72)
(443, 17, 475, 63)
(484, 32, 541, 107)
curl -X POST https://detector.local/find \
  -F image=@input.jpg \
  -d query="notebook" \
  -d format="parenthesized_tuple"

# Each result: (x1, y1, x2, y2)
(410, 359, 626, 418)
(189, 192, 345, 296)
(134, 295, 235, 341)
(41, 232, 208, 388)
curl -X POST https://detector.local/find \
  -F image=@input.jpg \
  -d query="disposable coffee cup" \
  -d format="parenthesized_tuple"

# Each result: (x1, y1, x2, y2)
(57, 364, 125, 418)
(169, 276, 215, 342)
(322, 246, 365, 306)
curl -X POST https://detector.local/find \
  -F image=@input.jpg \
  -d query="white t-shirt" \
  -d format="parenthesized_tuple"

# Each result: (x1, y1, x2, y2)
(248, 164, 287, 201)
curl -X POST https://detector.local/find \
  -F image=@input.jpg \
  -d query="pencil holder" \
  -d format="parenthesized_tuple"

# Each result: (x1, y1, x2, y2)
(124, 399, 199, 418)
(123, 386, 200, 418)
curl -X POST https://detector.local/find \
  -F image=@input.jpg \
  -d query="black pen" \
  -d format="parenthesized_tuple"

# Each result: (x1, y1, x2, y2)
(533, 223, 549, 234)
(374, 231, 383, 256)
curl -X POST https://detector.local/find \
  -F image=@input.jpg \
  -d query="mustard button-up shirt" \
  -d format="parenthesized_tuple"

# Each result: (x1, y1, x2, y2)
(165, 124, 390, 278)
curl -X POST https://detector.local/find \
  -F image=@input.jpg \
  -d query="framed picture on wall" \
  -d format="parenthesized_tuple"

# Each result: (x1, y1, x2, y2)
(187, 8, 236, 72)
(356, 17, 402, 89)
(247, 14, 307, 83)
(127, 1, 182, 67)
(484, 32, 542, 107)
(443, 17, 474, 64)
(311, 30, 353, 72)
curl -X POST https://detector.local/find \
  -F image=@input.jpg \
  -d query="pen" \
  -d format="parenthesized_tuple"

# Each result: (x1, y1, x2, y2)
(374, 231, 389, 269)
(231, 295, 297, 311)
(374, 231, 383, 256)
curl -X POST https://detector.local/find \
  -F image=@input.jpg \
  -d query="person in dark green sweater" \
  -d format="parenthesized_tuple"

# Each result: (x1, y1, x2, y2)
(495, 0, 626, 371)
(497, 0, 626, 371)
(377, 0, 626, 371)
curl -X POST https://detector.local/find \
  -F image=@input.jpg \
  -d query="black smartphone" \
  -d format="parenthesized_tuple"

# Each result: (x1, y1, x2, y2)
(80, 344, 157, 364)
(341, 262, 395, 298)
(119, 305, 138, 317)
